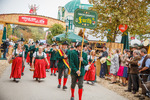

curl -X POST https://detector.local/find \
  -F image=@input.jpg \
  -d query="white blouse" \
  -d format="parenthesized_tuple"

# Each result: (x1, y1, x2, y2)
(33, 52, 47, 58)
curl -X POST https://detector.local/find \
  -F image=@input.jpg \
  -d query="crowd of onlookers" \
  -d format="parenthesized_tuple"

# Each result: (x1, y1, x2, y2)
(97, 46, 150, 99)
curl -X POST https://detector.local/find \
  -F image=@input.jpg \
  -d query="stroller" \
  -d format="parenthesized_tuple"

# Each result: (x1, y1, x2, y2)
(138, 74, 150, 98)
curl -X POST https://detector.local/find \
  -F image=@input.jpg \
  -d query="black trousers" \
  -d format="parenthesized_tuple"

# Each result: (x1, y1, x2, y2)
(128, 74, 139, 92)
(71, 75, 84, 89)
(58, 66, 68, 79)
(50, 60, 57, 68)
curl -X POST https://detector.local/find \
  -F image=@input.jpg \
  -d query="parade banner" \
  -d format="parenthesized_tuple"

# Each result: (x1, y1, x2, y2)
(19, 16, 48, 25)
(74, 9, 98, 29)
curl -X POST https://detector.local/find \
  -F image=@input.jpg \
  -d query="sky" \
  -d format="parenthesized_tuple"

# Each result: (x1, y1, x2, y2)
(0, 0, 89, 19)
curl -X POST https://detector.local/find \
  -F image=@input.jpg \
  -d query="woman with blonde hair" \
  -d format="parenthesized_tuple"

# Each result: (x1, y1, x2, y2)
(31, 46, 49, 82)
(109, 49, 120, 84)
(84, 50, 97, 85)
(8, 43, 25, 83)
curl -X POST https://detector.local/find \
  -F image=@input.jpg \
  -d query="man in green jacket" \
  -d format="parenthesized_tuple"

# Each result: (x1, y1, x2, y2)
(56, 41, 70, 90)
(49, 43, 58, 76)
(70, 42, 88, 100)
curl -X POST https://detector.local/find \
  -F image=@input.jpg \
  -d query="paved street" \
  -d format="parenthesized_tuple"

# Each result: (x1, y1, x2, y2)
(0, 64, 128, 100)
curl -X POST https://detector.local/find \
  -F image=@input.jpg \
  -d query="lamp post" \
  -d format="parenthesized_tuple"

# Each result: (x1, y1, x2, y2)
(12, 24, 14, 35)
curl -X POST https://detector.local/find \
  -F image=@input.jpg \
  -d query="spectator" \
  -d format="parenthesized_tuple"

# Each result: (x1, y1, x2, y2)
(135, 48, 150, 98)
(83, 46, 89, 55)
(125, 50, 141, 94)
(1, 38, 10, 58)
(109, 49, 119, 84)
(117, 49, 128, 86)
(99, 47, 108, 78)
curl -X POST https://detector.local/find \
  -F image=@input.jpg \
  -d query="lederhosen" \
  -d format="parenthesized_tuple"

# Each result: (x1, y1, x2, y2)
(58, 49, 68, 79)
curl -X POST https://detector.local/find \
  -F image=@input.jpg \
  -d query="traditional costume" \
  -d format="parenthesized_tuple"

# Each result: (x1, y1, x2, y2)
(84, 55, 97, 84)
(70, 42, 88, 100)
(10, 49, 24, 82)
(45, 47, 51, 71)
(33, 51, 47, 79)
(56, 41, 70, 89)
(49, 43, 58, 76)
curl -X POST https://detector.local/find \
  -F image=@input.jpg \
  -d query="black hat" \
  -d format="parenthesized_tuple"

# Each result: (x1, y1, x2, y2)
(21, 38, 25, 42)
(52, 43, 57, 46)
(62, 41, 69, 45)
(39, 42, 44, 46)
(76, 42, 82, 47)
(71, 45, 74, 48)
(36, 40, 39, 43)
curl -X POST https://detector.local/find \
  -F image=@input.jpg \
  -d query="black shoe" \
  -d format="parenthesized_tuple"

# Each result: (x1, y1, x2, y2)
(13, 78, 16, 81)
(15, 79, 19, 83)
(134, 94, 142, 97)
(46, 70, 49, 72)
(36, 78, 38, 81)
(70, 97, 74, 100)
(21, 73, 24, 76)
(87, 81, 89, 84)
(132, 91, 136, 94)
(54, 74, 57, 76)
(50, 73, 53, 76)
(109, 82, 116, 84)
(63, 86, 67, 90)
(124, 90, 131, 92)
(57, 84, 61, 88)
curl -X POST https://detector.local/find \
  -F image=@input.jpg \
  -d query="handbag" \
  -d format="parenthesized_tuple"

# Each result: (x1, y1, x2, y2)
(30, 65, 35, 71)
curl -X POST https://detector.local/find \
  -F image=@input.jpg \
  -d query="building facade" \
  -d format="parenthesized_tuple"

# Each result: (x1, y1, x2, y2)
(58, 0, 93, 34)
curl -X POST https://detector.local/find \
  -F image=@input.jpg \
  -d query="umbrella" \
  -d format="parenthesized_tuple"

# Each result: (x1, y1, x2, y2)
(2, 27, 6, 42)
(53, 32, 88, 43)
(121, 32, 129, 49)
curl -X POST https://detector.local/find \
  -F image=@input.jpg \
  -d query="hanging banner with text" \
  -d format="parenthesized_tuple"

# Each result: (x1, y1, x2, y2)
(19, 16, 48, 25)
(74, 9, 98, 29)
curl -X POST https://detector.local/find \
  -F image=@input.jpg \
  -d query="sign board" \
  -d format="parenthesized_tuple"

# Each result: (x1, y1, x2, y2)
(74, 9, 98, 29)
(19, 16, 48, 25)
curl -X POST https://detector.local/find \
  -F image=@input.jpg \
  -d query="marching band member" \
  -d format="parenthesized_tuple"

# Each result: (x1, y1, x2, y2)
(31, 46, 49, 82)
(56, 41, 70, 90)
(70, 42, 88, 100)
(49, 43, 58, 76)
(9, 43, 25, 83)
(45, 44, 51, 72)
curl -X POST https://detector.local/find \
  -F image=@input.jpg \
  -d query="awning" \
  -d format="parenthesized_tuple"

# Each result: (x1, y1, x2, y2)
(53, 32, 88, 43)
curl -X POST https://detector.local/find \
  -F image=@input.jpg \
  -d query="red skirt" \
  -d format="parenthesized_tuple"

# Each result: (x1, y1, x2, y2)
(26, 53, 30, 63)
(10, 57, 23, 79)
(45, 53, 50, 69)
(84, 63, 96, 81)
(33, 59, 46, 79)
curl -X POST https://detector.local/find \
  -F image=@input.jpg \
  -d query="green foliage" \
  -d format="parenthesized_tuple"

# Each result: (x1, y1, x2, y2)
(12, 25, 45, 41)
(6, 24, 12, 37)
(47, 34, 53, 44)
(88, 0, 150, 42)
(61, 32, 71, 45)
(47, 24, 65, 44)
(49, 24, 65, 36)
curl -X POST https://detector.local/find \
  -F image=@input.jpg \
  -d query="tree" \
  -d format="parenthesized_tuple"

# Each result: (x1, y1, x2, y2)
(49, 24, 65, 36)
(6, 24, 12, 37)
(47, 24, 65, 44)
(88, 0, 150, 42)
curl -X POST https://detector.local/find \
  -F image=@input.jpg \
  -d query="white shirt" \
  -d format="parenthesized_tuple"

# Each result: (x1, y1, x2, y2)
(33, 52, 47, 58)
(12, 49, 25, 57)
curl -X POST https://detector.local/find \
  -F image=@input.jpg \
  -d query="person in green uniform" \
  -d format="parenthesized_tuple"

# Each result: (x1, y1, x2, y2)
(70, 42, 88, 100)
(28, 42, 38, 66)
(56, 41, 70, 90)
(49, 43, 58, 76)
